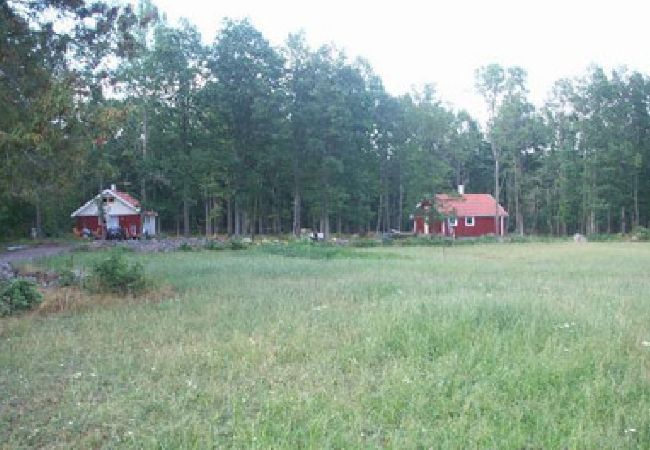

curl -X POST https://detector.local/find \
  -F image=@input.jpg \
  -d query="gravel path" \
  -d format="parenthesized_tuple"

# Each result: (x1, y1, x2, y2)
(0, 244, 72, 264)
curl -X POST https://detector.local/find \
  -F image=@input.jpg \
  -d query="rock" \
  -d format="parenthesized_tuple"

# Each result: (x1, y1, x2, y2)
(0, 262, 15, 282)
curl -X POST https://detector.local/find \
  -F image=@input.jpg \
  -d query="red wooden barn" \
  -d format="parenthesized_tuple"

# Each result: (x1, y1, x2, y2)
(70, 184, 157, 238)
(413, 186, 508, 237)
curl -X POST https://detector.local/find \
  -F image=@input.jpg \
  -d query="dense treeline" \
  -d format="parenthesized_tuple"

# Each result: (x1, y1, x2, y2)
(3, 0, 650, 238)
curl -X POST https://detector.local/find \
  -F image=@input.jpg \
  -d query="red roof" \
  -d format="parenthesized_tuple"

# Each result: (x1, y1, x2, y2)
(434, 193, 508, 217)
(112, 190, 140, 208)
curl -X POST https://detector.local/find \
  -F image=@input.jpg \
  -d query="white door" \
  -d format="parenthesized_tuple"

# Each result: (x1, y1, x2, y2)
(144, 216, 156, 236)
(107, 215, 119, 228)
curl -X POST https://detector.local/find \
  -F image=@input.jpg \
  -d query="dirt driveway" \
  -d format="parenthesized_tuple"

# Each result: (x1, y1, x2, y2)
(0, 244, 72, 264)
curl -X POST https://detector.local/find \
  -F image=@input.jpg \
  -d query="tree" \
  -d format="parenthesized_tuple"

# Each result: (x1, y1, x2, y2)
(209, 19, 285, 236)
(476, 64, 528, 235)
(1, 0, 139, 236)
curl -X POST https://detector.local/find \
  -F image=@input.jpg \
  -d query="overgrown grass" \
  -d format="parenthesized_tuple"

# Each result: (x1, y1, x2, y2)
(2, 243, 650, 447)
(257, 241, 388, 259)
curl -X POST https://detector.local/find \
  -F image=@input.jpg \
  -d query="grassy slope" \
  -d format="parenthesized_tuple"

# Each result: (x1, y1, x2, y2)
(2, 243, 650, 448)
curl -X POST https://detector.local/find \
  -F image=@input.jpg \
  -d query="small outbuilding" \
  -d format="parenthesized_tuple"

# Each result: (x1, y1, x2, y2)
(413, 185, 508, 237)
(71, 184, 157, 238)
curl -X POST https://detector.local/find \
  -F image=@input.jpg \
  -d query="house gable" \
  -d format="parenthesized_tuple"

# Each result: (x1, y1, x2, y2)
(71, 189, 140, 217)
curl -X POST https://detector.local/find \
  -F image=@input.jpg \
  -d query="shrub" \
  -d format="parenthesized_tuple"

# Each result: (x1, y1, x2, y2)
(632, 226, 650, 241)
(204, 240, 225, 251)
(229, 240, 249, 250)
(395, 236, 454, 247)
(90, 252, 147, 295)
(58, 269, 77, 287)
(588, 233, 624, 242)
(349, 238, 383, 248)
(0, 279, 42, 316)
(259, 241, 383, 259)
(178, 242, 194, 251)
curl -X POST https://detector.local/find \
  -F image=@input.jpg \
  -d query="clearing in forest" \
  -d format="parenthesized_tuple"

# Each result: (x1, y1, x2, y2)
(2, 243, 650, 448)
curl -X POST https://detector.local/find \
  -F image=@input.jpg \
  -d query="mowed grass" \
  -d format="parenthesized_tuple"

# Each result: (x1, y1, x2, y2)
(2, 243, 650, 448)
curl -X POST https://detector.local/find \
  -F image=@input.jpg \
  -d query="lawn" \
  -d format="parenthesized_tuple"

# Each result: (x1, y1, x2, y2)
(2, 243, 650, 448)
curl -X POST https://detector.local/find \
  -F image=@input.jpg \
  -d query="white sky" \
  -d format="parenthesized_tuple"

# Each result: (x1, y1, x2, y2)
(150, 0, 650, 124)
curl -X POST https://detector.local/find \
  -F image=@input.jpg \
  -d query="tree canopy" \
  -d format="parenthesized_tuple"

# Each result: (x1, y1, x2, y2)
(2, 1, 650, 238)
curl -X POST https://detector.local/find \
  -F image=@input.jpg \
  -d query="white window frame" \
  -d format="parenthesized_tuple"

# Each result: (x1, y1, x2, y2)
(448, 217, 457, 227)
(465, 216, 475, 227)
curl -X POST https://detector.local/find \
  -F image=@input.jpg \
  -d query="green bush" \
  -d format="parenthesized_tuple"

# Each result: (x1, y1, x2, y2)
(395, 236, 454, 247)
(0, 279, 42, 316)
(90, 252, 147, 295)
(178, 242, 194, 251)
(632, 226, 650, 241)
(229, 240, 249, 250)
(259, 241, 384, 259)
(204, 240, 225, 251)
(587, 233, 624, 242)
(58, 269, 78, 287)
(349, 238, 383, 248)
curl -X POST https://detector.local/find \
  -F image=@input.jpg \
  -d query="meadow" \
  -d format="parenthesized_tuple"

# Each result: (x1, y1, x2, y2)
(2, 242, 650, 448)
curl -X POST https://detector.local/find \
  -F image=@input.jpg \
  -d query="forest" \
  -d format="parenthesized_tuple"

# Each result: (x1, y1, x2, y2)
(3, 0, 650, 238)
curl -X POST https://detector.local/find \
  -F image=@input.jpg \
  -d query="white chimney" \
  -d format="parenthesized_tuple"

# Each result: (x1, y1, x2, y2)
(458, 184, 465, 195)
(111, 183, 116, 191)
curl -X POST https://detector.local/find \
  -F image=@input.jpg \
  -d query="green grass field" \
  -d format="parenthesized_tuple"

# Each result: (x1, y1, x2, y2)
(2, 243, 650, 448)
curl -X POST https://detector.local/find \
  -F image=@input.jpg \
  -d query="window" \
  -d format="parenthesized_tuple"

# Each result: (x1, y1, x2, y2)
(448, 217, 457, 227)
(465, 216, 475, 227)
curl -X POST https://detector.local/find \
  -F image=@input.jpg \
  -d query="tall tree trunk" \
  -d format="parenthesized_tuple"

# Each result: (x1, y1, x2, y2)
(251, 198, 257, 241)
(621, 206, 626, 234)
(205, 197, 211, 237)
(385, 190, 390, 232)
(320, 211, 330, 239)
(34, 201, 42, 238)
(546, 188, 553, 235)
(213, 198, 219, 235)
(183, 194, 190, 237)
(514, 158, 523, 235)
(292, 187, 301, 236)
(376, 193, 383, 234)
(227, 197, 232, 236)
(242, 210, 248, 236)
(397, 181, 404, 232)
(590, 180, 597, 234)
(141, 104, 148, 204)
(234, 199, 241, 236)
(274, 199, 280, 235)
(493, 151, 500, 236)
(589, 209, 596, 235)
(634, 173, 639, 228)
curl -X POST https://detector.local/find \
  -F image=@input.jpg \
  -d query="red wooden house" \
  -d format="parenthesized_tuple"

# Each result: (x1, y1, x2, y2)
(71, 184, 157, 238)
(413, 186, 508, 237)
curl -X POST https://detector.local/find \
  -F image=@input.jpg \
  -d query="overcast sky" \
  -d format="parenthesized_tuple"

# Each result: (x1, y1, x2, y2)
(149, 0, 650, 123)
